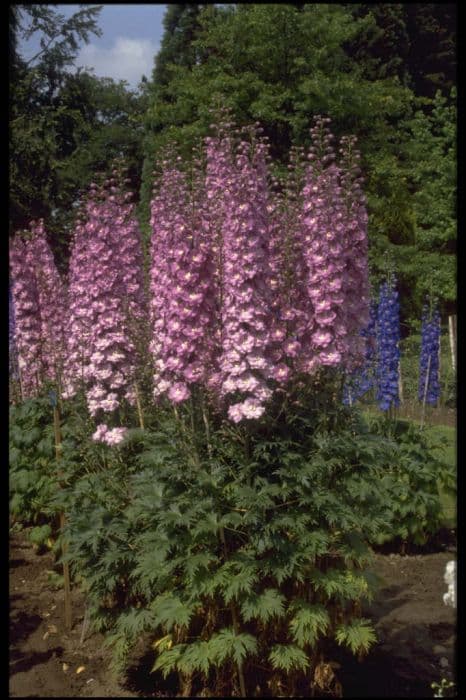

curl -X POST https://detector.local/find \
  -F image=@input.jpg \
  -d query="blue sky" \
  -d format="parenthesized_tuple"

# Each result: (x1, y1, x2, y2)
(18, 4, 167, 89)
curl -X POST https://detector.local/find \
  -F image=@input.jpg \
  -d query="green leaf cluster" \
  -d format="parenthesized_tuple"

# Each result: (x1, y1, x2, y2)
(54, 387, 386, 689)
(9, 377, 455, 693)
(367, 415, 456, 546)
(9, 397, 59, 529)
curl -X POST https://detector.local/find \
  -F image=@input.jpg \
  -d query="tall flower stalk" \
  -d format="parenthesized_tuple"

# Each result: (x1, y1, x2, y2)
(64, 170, 147, 443)
(419, 303, 441, 407)
(343, 299, 377, 405)
(146, 114, 371, 423)
(28, 220, 68, 391)
(10, 221, 67, 398)
(9, 286, 20, 398)
(297, 117, 370, 374)
(376, 278, 400, 412)
(218, 129, 278, 421)
(149, 157, 216, 404)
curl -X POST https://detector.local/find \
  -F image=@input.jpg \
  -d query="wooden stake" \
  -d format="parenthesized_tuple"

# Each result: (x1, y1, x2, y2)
(438, 334, 442, 406)
(398, 360, 404, 405)
(448, 315, 456, 374)
(18, 365, 24, 402)
(134, 383, 145, 429)
(53, 404, 72, 631)
(420, 354, 432, 430)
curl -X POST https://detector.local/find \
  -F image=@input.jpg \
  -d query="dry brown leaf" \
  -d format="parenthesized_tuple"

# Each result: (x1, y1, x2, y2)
(62, 663, 69, 672)
(76, 666, 86, 674)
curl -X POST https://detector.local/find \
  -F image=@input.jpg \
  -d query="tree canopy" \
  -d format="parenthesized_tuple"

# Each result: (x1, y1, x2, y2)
(139, 2, 456, 323)
(10, 4, 146, 269)
(10, 3, 456, 321)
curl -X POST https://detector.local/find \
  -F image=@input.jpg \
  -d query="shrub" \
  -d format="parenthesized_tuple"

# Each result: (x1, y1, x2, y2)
(64, 383, 394, 695)
(367, 415, 456, 547)
(9, 397, 58, 531)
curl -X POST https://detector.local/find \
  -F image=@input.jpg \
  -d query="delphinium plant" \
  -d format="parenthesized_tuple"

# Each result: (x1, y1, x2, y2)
(10, 221, 67, 398)
(343, 299, 377, 406)
(9, 286, 21, 402)
(10, 234, 45, 398)
(9, 222, 69, 550)
(27, 220, 68, 392)
(11, 111, 454, 695)
(62, 115, 399, 697)
(62, 166, 148, 444)
(419, 302, 441, 409)
(375, 277, 400, 415)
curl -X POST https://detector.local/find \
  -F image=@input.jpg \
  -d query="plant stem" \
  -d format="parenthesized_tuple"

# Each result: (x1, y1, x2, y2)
(219, 526, 247, 697)
(134, 382, 145, 429)
(53, 405, 72, 631)
(201, 391, 212, 458)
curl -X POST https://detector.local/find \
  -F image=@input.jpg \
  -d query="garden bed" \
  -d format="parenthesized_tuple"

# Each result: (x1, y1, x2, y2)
(10, 529, 456, 698)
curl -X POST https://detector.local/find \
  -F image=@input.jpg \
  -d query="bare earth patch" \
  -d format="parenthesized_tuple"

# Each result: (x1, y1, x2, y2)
(9, 531, 456, 698)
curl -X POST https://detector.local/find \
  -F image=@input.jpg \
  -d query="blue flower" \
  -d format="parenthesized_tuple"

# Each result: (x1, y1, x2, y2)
(376, 279, 400, 411)
(419, 305, 441, 405)
(343, 300, 377, 405)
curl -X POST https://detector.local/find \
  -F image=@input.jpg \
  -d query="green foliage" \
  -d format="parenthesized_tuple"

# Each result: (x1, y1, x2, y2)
(241, 588, 286, 624)
(59, 386, 392, 690)
(10, 5, 146, 269)
(404, 89, 456, 306)
(140, 2, 456, 321)
(269, 644, 310, 672)
(9, 375, 456, 692)
(367, 415, 456, 546)
(10, 5, 102, 233)
(289, 601, 330, 647)
(29, 523, 52, 547)
(9, 397, 58, 526)
(334, 618, 377, 655)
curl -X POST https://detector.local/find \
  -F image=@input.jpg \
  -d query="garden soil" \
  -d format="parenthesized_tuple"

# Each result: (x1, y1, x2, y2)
(9, 529, 456, 698)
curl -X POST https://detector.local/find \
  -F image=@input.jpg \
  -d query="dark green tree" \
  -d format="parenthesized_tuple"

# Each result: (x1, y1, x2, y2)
(10, 4, 103, 235)
(344, 4, 411, 84)
(140, 2, 455, 322)
(10, 5, 146, 269)
(153, 4, 205, 88)
(404, 3, 456, 98)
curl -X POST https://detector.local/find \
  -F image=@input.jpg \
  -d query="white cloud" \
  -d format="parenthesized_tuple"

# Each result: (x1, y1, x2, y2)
(76, 37, 158, 88)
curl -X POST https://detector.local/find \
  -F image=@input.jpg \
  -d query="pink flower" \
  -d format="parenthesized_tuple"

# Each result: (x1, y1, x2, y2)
(92, 423, 109, 442)
(103, 427, 128, 446)
(240, 398, 265, 420)
(272, 364, 291, 382)
(228, 403, 244, 423)
(168, 382, 190, 403)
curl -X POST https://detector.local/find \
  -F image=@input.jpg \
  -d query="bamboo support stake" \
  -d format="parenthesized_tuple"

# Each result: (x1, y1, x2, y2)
(420, 354, 432, 430)
(53, 402, 72, 631)
(134, 383, 145, 429)
(18, 365, 24, 402)
(201, 397, 212, 458)
(398, 360, 404, 405)
(448, 315, 456, 374)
